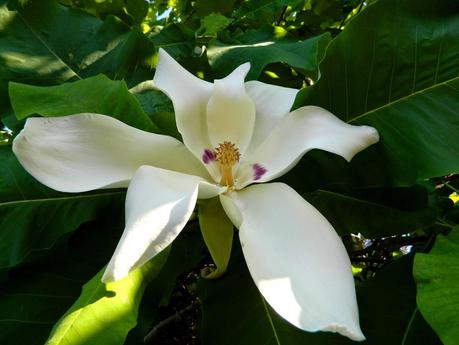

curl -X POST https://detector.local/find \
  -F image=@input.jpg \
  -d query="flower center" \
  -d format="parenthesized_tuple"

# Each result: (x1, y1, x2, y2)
(215, 141, 240, 187)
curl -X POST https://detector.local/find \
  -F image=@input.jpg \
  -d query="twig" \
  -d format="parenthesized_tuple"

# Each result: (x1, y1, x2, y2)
(144, 299, 201, 344)
(352, 257, 389, 264)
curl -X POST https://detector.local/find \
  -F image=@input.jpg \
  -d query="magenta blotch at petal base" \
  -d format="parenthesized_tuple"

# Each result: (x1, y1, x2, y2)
(202, 149, 216, 164)
(252, 163, 267, 181)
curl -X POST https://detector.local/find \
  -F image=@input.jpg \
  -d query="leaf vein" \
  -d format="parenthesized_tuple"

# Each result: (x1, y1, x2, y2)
(17, 12, 82, 80)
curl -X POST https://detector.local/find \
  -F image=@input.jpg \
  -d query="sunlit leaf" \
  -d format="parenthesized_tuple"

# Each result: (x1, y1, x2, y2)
(414, 228, 459, 345)
(9, 75, 158, 132)
(44, 249, 169, 345)
(0, 0, 154, 113)
(197, 13, 231, 36)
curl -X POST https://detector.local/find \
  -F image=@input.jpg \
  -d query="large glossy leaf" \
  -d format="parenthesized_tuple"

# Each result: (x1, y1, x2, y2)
(350, 77, 459, 186)
(294, 0, 459, 186)
(198, 241, 440, 345)
(0, 144, 126, 272)
(9, 75, 157, 132)
(414, 228, 459, 345)
(207, 28, 331, 80)
(0, 146, 60, 203)
(304, 189, 436, 237)
(44, 249, 169, 345)
(0, 219, 124, 345)
(0, 189, 125, 271)
(0, 0, 155, 112)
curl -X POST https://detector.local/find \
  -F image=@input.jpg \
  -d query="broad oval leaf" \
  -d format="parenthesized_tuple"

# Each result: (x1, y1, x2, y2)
(0, 146, 59, 203)
(9, 75, 158, 132)
(294, 0, 459, 186)
(0, 189, 125, 271)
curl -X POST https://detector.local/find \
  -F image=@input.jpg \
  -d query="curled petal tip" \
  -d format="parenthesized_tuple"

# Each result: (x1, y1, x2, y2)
(322, 323, 366, 342)
(367, 125, 380, 144)
(239, 62, 251, 74)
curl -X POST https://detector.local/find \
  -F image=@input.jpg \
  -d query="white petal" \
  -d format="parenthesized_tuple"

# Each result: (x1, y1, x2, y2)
(13, 114, 210, 193)
(244, 80, 298, 156)
(153, 49, 213, 167)
(237, 106, 379, 187)
(102, 166, 224, 282)
(221, 183, 365, 341)
(206, 63, 255, 154)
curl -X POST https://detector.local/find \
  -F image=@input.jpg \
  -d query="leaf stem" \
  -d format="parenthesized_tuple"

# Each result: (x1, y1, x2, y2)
(445, 182, 459, 194)
(435, 220, 455, 229)
(401, 307, 418, 345)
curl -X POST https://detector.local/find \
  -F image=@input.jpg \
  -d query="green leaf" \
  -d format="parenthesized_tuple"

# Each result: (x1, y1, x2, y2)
(44, 249, 169, 345)
(0, 146, 58, 202)
(9, 75, 158, 132)
(58, 0, 125, 16)
(351, 77, 459, 186)
(199, 241, 440, 344)
(197, 13, 231, 36)
(0, 221, 205, 345)
(414, 228, 459, 345)
(198, 197, 234, 278)
(208, 28, 331, 80)
(194, 0, 237, 16)
(0, 145, 127, 271)
(0, 218, 125, 345)
(125, 0, 149, 24)
(304, 189, 436, 237)
(294, 0, 459, 186)
(150, 24, 195, 59)
(233, 0, 302, 26)
(0, 189, 125, 271)
(0, 262, 92, 345)
(131, 87, 182, 139)
(0, 0, 155, 112)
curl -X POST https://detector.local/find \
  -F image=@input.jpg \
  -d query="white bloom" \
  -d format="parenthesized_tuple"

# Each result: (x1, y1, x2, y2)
(13, 49, 379, 341)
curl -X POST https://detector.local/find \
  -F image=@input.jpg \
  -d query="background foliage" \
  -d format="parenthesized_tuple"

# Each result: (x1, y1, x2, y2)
(0, 0, 458, 344)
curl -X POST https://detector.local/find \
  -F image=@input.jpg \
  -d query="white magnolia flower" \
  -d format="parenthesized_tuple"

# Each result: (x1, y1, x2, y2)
(13, 49, 379, 341)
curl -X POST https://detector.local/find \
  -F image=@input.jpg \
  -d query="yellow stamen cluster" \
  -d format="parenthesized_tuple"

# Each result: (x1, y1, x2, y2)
(215, 141, 240, 187)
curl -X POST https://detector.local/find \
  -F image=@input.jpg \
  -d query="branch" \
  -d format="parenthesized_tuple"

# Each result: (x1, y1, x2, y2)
(144, 299, 201, 344)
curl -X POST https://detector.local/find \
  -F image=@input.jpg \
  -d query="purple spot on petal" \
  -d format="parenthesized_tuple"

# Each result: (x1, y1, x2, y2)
(252, 163, 267, 181)
(202, 149, 216, 164)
